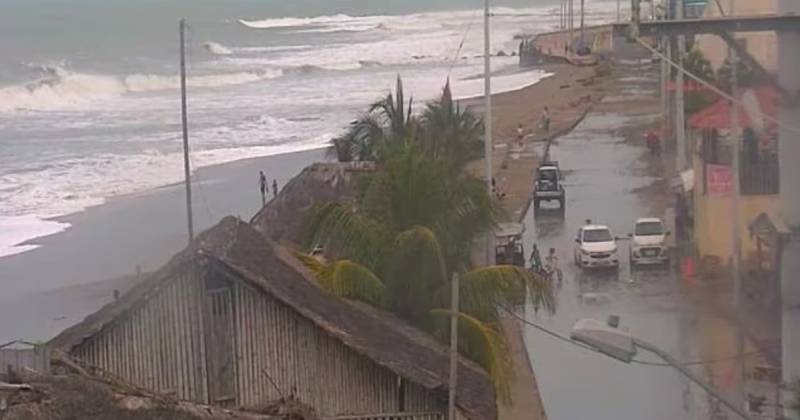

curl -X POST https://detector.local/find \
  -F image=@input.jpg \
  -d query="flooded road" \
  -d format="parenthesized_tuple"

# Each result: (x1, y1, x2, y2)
(519, 107, 747, 419)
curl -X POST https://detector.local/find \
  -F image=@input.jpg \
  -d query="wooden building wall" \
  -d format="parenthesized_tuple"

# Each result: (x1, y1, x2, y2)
(72, 265, 450, 418)
(230, 279, 445, 416)
(74, 267, 209, 403)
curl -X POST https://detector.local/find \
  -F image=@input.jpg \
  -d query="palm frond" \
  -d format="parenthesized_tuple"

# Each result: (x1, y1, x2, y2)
(292, 250, 327, 275)
(294, 253, 386, 306)
(431, 309, 514, 403)
(305, 201, 386, 269)
(319, 260, 387, 306)
(460, 266, 555, 324)
(383, 226, 449, 326)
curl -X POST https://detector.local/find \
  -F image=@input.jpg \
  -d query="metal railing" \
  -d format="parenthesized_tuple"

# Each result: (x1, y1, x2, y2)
(740, 155, 779, 196)
(324, 412, 444, 420)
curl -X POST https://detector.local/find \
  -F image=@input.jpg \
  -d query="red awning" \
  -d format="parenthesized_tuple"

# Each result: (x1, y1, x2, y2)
(688, 86, 778, 130)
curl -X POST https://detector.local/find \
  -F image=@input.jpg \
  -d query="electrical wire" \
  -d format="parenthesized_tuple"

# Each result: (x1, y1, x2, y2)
(446, 6, 482, 77)
(498, 304, 770, 368)
(183, 22, 217, 222)
(634, 36, 800, 136)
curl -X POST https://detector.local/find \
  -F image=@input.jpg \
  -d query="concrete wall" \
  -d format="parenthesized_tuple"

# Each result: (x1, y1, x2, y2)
(692, 158, 780, 262)
(694, 0, 777, 72)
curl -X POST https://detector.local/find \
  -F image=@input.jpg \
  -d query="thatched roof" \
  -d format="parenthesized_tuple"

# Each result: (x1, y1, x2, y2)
(50, 217, 496, 420)
(250, 162, 374, 244)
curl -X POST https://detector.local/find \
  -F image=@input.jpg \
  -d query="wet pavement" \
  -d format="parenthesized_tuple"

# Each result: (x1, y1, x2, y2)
(517, 81, 755, 419)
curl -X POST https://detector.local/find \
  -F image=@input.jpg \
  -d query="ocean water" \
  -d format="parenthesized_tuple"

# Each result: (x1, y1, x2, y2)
(0, 0, 618, 257)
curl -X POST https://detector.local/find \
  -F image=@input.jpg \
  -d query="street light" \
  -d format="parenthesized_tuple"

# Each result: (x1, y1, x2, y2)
(571, 318, 754, 420)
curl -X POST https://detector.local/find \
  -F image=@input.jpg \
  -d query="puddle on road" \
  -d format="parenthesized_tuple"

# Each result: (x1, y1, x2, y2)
(519, 110, 719, 420)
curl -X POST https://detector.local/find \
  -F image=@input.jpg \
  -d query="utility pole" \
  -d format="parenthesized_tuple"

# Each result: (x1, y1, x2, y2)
(580, 0, 585, 46)
(777, 1, 800, 418)
(447, 273, 460, 420)
(483, 0, 494, 266)
(569, 0, 574, 51)
(674, 0, 686, 170)
(727, 0, 746, 412)
(661, 36, 669, 137)
(617, 0, 621, 22)
(179, 19, 194, 243)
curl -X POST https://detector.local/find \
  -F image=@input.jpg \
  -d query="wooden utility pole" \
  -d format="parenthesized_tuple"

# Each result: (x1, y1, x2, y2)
(727, 0, 745, 410)
(777, 1, 800, 418)
(483, 0, 494, 266)
(179, 19, 194, 243)
(447, 273, 460, 420)
(675, 0, 687, 170)
(580, 0, 585, 46)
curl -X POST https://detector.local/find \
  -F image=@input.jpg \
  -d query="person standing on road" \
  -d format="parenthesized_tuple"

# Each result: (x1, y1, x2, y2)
(517, 124, 525, 148)
(541, 106, 551, 133)
(545, 247, 562, 285)
(259, 171, 267, 205)
(272, 179, 278, 198)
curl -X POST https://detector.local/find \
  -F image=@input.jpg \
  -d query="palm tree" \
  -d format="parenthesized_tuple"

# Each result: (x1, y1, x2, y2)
(302, 148, 555, 400)
(329, 76, 417, 162)
(419, 81, 484, 171)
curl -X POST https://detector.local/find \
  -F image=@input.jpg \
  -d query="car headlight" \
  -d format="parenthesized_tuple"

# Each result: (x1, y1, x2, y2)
(581, 248, 591, 255)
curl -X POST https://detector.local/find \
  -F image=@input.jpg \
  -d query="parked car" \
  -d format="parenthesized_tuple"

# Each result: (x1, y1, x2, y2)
(573, 224, 619, 269)
(629, 217, 670, 266)
(533, 161, 565, 211)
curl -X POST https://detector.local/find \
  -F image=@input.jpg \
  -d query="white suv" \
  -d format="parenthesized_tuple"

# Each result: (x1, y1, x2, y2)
(629, 218, 670, 266)
(574, 224, 619, 269)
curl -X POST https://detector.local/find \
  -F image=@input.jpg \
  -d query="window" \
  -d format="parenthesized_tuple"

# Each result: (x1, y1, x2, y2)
(635, 222, 663, 236)
(583, 229, 613, 243)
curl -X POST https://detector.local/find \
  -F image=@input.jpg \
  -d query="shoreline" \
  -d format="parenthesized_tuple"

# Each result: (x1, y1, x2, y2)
(0, 65, 592, 339)
(0, 64, 567, 342)
(0, 148, 327, 300)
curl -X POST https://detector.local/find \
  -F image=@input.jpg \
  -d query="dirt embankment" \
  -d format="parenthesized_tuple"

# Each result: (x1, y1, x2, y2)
(1, 371, 315, 420)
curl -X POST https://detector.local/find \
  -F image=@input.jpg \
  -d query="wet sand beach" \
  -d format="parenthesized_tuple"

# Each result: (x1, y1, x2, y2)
(0, 148, 326, 341)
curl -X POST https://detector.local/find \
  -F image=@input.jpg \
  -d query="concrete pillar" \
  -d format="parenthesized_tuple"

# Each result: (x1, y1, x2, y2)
(675, 0, 687, 170)
(777, 0, 800, 416)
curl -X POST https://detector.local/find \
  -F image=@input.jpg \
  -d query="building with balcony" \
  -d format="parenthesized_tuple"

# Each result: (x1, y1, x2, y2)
(687, 87, 780, 270)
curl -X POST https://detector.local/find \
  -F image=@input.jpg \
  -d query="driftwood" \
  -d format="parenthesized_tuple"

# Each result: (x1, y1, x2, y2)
(0, 382, 31, 391)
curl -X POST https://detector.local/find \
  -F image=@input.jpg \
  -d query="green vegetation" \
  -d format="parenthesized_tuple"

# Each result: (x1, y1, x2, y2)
(307, 78, 555, 400)
(679, 48, 717, 115)
(717, 55, 760, 93)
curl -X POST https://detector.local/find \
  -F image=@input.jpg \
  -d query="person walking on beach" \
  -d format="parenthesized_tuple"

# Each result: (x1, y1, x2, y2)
(541, 106, 551, 133)
(259, 171, 267, 205)
(272, 179, 278, 198)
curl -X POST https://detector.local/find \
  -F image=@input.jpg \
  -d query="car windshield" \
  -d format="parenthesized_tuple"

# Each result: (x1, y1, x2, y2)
(635, 222, 663, 236)
(540, 169, 557, 181)
(583, 229, 613, 242)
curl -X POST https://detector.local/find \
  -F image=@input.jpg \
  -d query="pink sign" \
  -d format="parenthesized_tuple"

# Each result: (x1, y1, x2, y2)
(707, 164, 732, 195)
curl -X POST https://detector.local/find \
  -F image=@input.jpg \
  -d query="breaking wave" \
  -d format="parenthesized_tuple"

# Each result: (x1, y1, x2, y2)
(204, 41, 233, 55)
(0, 66, 282, 111)
(238, 14, 357, 29)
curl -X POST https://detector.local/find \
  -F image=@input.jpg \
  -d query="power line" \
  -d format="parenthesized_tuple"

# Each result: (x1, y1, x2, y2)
(635, 36, 800, 136)
(447, 6, 482, 77)
(498, 304, 769, 368)
(183, 22, 217, 223)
